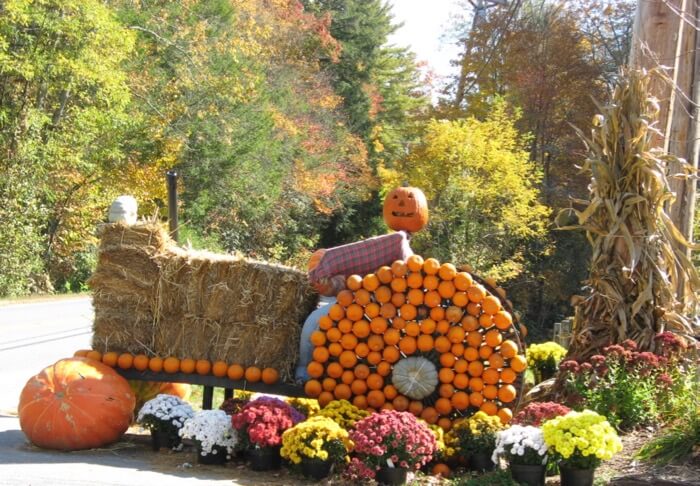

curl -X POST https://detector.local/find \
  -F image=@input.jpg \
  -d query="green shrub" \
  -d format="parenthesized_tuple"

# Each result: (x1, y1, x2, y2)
(450, 469, 521, 486)
(636, 405, 700, 465)
(560, 334, 695, 430)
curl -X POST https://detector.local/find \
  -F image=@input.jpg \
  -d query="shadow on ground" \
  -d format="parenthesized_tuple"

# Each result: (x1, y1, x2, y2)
(0, 416, 314, 485)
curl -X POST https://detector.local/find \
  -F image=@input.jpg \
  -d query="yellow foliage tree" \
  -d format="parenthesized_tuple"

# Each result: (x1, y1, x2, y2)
(381, 101, 550, 280)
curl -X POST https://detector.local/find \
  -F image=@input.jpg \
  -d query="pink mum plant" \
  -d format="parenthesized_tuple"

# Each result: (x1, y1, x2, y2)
(347, 410, 436, 479)
(231, 396, 304, 449)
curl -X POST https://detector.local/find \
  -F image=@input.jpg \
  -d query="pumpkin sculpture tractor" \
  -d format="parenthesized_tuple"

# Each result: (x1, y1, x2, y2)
(86, 188, 527, 428)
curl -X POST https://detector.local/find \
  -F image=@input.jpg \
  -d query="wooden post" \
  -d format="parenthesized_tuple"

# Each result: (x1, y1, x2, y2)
(630, 0, 699, 301)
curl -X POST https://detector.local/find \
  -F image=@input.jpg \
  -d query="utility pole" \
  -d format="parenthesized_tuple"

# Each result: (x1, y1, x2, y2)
(469, 0, 509, 27)
(454, 0, 511, 108)
(630, 0, 699, 303)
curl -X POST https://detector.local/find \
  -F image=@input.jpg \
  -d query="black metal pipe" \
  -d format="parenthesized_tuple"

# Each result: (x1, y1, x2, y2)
(166, 170, 179, 242)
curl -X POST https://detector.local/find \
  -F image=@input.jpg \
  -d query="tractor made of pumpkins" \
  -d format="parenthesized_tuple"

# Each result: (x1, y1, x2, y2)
(17, 186, 528, 451)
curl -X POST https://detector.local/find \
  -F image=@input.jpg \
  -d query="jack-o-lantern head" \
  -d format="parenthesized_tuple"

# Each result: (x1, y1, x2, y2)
(383, 186, 429, 233)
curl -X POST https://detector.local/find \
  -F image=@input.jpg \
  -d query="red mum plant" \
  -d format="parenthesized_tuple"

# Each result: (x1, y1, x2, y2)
(232, 396, 304, 450)
(558, 335, 700, 430)
(346, 410, 436, 480)
(513, 402, 572, 427)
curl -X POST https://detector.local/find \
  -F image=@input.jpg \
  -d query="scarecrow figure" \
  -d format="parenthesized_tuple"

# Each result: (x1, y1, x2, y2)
(296, 187, 429, 381)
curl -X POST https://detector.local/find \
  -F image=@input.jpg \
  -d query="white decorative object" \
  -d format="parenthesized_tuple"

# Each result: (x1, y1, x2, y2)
(392, 356, 439, 400)
(180, 410, 238, 457)
(137, 394, 195, 430)
(492, 425, 548, 466)
(108, 195, 138, 225)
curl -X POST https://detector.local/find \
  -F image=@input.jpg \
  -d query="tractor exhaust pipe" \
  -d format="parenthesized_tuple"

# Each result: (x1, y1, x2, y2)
(166, 170, 179, 243)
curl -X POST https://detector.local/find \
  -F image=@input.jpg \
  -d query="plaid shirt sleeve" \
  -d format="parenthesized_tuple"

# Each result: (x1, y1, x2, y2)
(308, 231, 412, 283)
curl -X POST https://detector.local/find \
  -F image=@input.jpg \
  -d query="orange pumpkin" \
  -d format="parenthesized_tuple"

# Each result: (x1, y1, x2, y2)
(307, 249, 334, 295)
(18, 357, 135, 450)
(129, 380, 192, 412)
(382, 186, 429, 233)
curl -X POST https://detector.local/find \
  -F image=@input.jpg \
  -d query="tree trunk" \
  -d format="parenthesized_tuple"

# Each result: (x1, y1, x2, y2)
(630, 0, 699, 304)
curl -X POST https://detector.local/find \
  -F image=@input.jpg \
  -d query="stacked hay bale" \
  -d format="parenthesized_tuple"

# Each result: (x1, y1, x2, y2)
(89, 222, 318, 382)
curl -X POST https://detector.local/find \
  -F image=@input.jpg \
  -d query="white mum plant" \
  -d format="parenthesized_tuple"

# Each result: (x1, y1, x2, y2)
(179, 410, 238, 457)
(137, 394, 194, 434)
(492, 425, 548, 466)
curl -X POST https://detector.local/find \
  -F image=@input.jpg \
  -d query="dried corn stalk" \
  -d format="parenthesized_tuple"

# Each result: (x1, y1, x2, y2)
(561, 69, 699, 359)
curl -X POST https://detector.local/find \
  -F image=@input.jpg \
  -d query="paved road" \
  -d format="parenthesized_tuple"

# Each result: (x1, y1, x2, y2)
(0, 297, 93, 414)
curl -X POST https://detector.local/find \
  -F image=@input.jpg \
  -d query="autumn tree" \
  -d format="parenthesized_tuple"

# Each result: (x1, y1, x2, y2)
(438, 0, 630, 334)
(0, 0, 136, 295)
(115, 0, 374, 262)
(302, 0, 429, 245)
(573, 0, 636, 82)
(381, 101, 550, 279)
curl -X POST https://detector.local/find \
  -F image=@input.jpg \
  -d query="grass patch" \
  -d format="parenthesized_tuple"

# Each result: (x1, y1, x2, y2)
(636, 409, 700, 465)
(450, 469, 520, 486)
(187, 387, 258, 411)
(187, 386, 226, 411)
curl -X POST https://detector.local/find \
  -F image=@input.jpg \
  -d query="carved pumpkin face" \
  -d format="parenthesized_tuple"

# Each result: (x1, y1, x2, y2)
(383, 187, 429, 233)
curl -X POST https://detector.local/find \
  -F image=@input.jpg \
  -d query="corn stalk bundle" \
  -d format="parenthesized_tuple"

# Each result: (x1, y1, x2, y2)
(562, 69, 699, 359)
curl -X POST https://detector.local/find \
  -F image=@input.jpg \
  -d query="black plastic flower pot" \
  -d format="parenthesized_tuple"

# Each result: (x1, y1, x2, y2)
(248, 446, 282, 471)
(510, 463, 546, 486)
(468, 451, 495, 472)
(376, 466, 408, 485)
(301, 457, 334, 480)
(559, 462, 595, 486)
(150, 428, 181, 451)
(197, 445, 228, 465)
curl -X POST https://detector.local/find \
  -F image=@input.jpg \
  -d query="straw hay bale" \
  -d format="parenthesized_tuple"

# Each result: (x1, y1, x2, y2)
(89, 222, 318, 382)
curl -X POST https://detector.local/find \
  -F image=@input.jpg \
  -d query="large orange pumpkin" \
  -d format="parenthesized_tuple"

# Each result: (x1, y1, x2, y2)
(129, 380, 192, 412)
(18, 357, 135, 450)
(383, 186, 429, 233)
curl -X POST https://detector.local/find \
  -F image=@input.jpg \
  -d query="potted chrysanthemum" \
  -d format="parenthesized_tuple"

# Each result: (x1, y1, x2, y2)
(526, 342, 567, 382)
(445, 411, 505, 472)
(492, 425, 548, 486)
(179, 410, 238, 465)
(281, 415, 352, 480)
(231, 396, 304, 471)
(285, 397, 321, 418)
(347, 410, 436, 485)
(513, 401, 572, 427)
(137, 394, 194, 451)
(422, 421, 451, 478)
(315, 399, 369, 429)
(542, 410, 622, 486)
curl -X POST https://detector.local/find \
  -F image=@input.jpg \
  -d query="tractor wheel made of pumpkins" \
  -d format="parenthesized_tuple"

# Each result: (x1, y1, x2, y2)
(303, 255, 527, 429)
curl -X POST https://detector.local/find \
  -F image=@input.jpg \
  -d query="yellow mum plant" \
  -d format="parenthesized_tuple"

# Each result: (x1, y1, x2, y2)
(526, 341, 568, 380)
(422, 420, 450, 460)
(280, 416, 353, 465)
(286, 397, 321, 418)
(542, 410, 622, 469)
(316, 399, 369, 429)
(445, 411, 505, 457)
